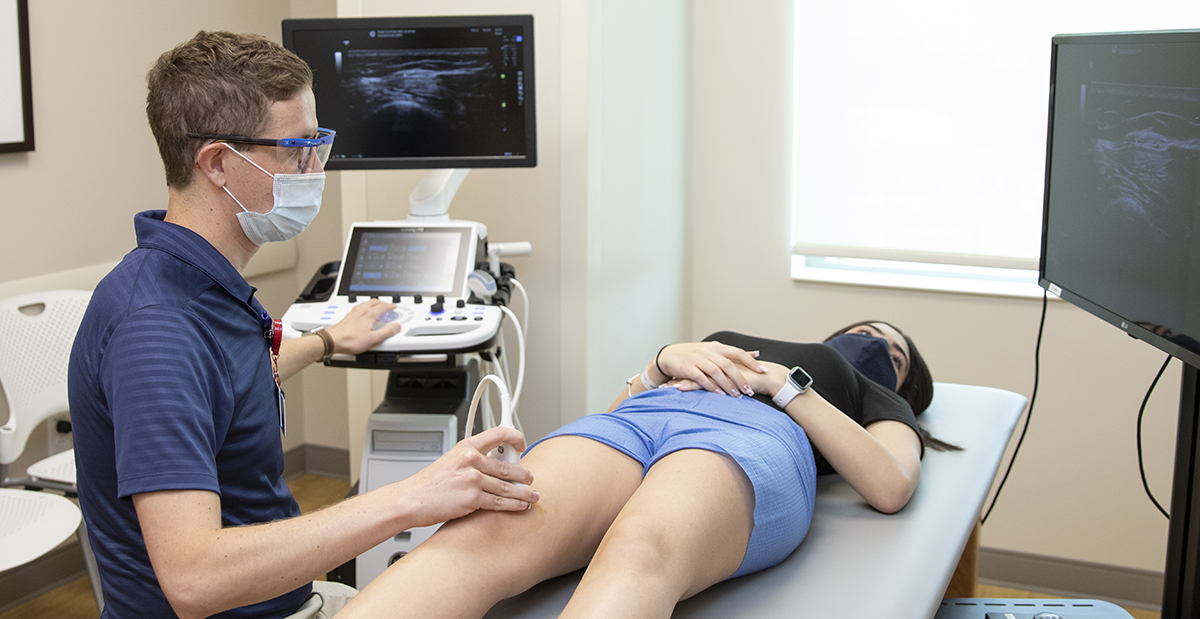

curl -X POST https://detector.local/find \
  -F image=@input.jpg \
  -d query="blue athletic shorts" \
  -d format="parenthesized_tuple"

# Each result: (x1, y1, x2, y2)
(526, 387, 817, 578)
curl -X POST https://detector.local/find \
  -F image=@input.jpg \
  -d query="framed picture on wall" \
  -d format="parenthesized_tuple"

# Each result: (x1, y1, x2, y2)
(0, 0, 33, 153)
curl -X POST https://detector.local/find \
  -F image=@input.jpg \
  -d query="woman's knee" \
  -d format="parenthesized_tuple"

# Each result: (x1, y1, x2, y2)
(592, 514, 674, 577)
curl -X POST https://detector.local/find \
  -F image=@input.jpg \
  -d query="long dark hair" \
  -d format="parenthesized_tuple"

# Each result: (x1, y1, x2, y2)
(826, 320, 961, 452)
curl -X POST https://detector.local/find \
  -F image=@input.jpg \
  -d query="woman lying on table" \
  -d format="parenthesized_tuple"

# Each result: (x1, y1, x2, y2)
(340, 320, 958, 619)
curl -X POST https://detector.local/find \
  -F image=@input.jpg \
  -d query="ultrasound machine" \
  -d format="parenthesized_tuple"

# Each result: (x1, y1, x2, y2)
(279, 216, 530, 586)
(282, 13, 536, 587)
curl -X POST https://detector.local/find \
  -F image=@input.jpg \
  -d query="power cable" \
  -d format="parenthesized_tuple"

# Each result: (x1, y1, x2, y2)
(1138, 354, 1172, 519)
(982, 290, 1046, 525)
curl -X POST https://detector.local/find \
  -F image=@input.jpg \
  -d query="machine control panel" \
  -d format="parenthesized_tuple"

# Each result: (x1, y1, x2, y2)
(281, 297, 501, 353)
(279, 219, 505, 358)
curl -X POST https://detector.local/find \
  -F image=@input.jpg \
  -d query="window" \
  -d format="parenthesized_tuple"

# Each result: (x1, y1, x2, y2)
(792, 1, 1200, 296)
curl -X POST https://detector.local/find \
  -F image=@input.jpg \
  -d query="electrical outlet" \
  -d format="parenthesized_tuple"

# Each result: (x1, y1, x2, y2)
(47, 414, 73, 455)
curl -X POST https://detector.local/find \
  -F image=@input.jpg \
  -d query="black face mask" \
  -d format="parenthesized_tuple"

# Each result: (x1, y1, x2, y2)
(823, 332, 898, 391)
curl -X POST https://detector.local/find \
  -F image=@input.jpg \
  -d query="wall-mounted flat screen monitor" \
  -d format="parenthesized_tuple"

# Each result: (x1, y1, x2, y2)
(1040, 30, 1200, 370)
(283, 14, 536, 170)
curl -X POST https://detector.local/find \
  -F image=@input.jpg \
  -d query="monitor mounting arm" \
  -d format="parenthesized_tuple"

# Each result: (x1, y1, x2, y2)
(408, 169, 470, 222)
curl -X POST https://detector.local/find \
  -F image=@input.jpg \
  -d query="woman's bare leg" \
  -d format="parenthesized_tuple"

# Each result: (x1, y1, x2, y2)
(560, 449, 756, 619)
(339, 436, 645, 618)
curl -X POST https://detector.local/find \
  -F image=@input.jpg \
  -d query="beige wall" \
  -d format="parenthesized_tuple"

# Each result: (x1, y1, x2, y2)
(0, 0, 344, 469)
(0, 0, 285, 280)
(690, 0, 1176, 574)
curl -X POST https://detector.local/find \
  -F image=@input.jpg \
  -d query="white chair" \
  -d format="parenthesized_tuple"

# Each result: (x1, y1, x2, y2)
(0, 290, 103, 611)
(0, 488, 81, 572)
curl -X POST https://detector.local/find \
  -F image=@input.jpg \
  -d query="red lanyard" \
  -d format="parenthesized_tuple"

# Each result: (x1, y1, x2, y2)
(261, 312, 287, 435)
(270, 318, 282, 388)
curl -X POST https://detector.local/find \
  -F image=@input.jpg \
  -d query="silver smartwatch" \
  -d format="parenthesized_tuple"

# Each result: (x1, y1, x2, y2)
(772, 366, 813, 408)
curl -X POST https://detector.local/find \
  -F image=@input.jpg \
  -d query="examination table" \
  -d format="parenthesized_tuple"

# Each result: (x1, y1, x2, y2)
(484, 382, 1027, 619)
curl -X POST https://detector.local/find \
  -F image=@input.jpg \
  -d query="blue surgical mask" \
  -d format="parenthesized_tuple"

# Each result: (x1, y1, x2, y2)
(222, 144, 325, 246)
(823, 332, 898, 391)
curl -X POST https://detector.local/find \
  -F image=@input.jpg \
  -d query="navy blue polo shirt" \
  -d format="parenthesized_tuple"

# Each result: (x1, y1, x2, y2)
(69, 210, 309, 618)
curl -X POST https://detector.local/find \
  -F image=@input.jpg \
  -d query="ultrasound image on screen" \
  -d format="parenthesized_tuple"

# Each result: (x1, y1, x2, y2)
(1044, 41, 1200, 354)
(1087, 83, 1200, 246)
(344, 231, 464, 295)
(338, 47, 506, 158)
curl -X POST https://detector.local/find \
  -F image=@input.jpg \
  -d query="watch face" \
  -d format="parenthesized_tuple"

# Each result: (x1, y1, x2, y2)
(790, 366, 813, 391)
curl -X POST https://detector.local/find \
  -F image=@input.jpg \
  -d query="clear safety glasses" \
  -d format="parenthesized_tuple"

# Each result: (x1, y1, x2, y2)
(187, 127, 336, 173)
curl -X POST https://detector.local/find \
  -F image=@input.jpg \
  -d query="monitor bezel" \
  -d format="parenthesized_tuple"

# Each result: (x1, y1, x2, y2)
(334, 223, 477, 299)
(282, 14, 537, 171)
(1038, 29, 1200, 371)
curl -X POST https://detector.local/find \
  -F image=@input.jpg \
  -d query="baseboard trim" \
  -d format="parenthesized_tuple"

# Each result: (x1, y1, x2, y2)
(979, 546, 1164, 611)
(2, 444, 351, 613)
(283, 444, 351, 480)
(0, 539, 87, 613)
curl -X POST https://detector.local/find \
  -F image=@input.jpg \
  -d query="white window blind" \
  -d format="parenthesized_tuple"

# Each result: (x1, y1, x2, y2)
(792, 1, 1200, 289)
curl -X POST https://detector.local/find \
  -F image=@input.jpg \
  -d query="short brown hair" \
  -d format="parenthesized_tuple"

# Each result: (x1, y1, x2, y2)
(146, 31, 313, 189)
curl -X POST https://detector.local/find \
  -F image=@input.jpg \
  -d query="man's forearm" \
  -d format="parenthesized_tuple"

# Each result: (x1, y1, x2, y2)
(277, 333, 325, 382)
(136, 485, 413, 619)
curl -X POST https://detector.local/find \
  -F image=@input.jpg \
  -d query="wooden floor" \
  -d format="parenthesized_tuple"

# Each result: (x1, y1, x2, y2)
(0, 475, 1162, 619)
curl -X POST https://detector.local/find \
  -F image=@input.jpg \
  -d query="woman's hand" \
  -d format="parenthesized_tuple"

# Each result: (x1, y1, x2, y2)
(669, 359, 786, 399)
(655, 342, 769, 397)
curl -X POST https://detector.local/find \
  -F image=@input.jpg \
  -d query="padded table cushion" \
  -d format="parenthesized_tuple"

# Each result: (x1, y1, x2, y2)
(484, 382, 1026, 619)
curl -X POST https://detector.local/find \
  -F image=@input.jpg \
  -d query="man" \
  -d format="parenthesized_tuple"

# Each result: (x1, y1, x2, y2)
(68, 31, 537, 619)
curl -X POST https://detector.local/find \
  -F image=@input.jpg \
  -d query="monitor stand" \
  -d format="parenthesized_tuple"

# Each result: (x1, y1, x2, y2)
(1163, 362, 1200, 618)
(407, 168, 470, 222)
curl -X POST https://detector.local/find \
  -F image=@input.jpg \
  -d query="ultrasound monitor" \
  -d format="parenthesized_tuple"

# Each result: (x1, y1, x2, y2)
(283, 15, 536, 170)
